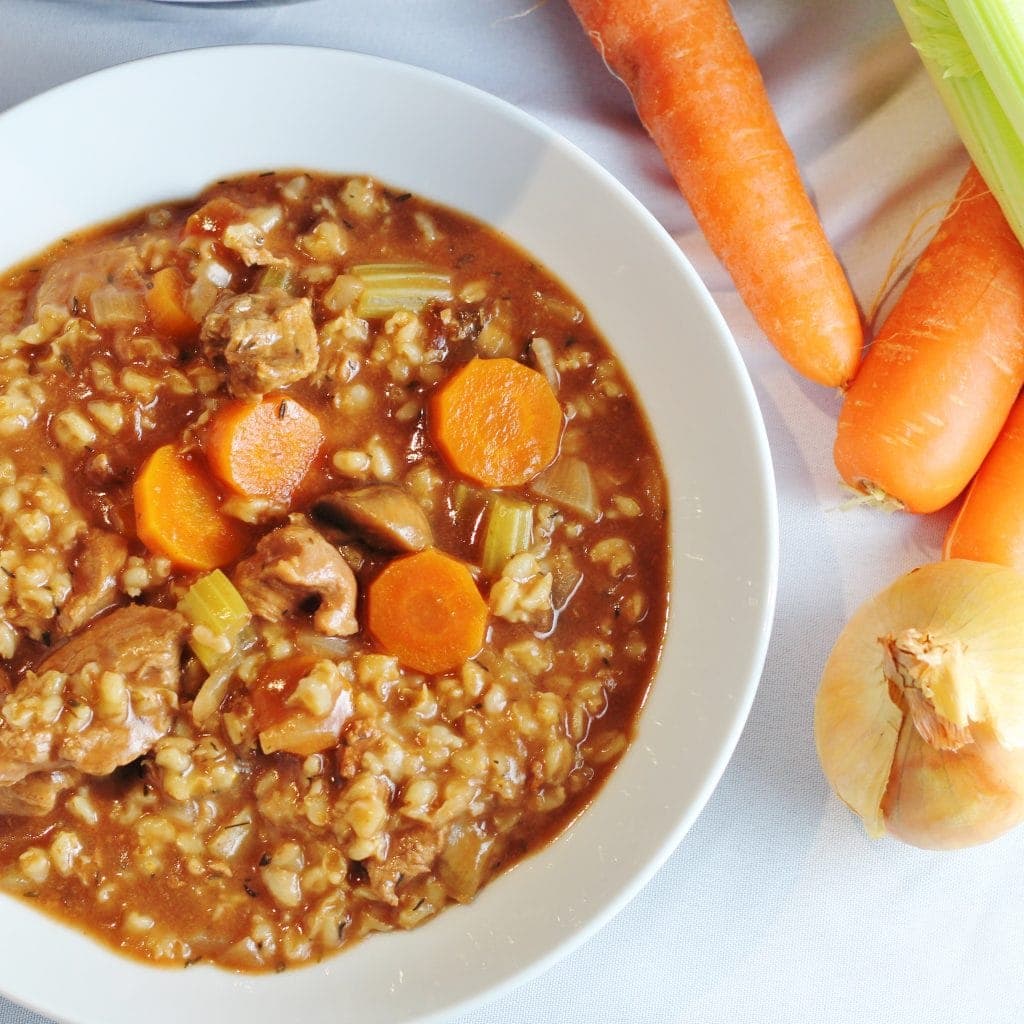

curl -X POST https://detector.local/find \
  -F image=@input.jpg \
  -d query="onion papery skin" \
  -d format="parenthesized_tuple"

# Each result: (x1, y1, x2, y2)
(883, 720, 1024, 849)
(815, 559, 1024, 849)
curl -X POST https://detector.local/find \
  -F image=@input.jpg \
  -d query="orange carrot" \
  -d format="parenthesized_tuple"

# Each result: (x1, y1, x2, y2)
(834, 165, 1024, 514)
(567, 0, 862, 388)
(134, 443, 251, 571)
(943, 395, 1024, 569)
(429, 357, 562, 487)
(206, 395, 324, 503)
(146, 267, 197, 339)
(366, 548, 488, 675)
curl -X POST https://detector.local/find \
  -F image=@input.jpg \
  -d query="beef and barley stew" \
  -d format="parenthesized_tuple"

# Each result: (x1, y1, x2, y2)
(0, 171, 669, 970)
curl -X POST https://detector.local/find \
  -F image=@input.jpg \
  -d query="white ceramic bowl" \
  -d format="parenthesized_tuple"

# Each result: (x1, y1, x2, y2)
(0, 45, 777, 1024)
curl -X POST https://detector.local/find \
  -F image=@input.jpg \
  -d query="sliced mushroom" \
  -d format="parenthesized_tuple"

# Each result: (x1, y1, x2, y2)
(312, 485, 433, 553)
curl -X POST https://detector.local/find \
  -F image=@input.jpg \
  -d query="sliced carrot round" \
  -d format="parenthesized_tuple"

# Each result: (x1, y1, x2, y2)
(206, 395, 324, 503)
(366, 548, 488, 675)
(133, 443, 251, 571)
(429, 356, 563, 487)
(146, 267, 198, 339)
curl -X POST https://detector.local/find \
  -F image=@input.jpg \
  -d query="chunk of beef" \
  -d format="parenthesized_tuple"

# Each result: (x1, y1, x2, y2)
(200, 290, 318, 398)
(222, 220, 284, 267)
(312, 486, 433, 553)
(233, 523, 358, 637)
(0, 769, 78, 817)
(56, 531, 129, 635)
(363, 825, 444, 906)
(0, 605, 187, 786)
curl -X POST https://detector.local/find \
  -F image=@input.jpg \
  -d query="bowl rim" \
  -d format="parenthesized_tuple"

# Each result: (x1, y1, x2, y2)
(0, 42, 779, 1024)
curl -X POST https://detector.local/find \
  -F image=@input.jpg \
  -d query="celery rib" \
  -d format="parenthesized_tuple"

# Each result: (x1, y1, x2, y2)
(895, 0, 1024, 247)
(351, 262, 453, 318)
(177, 569, 252, 671)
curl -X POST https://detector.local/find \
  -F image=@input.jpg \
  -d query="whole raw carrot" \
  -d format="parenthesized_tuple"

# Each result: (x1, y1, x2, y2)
(834, 165, 1024, 514)
(943, 395, 1024, 569)
(567, 0, 863, 388)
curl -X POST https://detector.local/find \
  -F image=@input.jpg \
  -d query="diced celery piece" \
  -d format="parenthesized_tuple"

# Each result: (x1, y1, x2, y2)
(259, 264, 297, 294)
(177, 569, 252, 671)
(894, 0, 1024, 246)
(351, 262, 452, 318)
(481, 497, 534, 576)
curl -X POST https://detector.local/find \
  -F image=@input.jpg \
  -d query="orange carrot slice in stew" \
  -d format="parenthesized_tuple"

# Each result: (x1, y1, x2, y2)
(133, 444, 251, 571)
(146, 267, 198, 339)
(429, 357, 562, 487)
(943, 395, 1024, 569)
(834, 165, 1024, 514)
(206, 395, 324, 503)
(366, 548, 488, 675)
(567, 0, 863, 388)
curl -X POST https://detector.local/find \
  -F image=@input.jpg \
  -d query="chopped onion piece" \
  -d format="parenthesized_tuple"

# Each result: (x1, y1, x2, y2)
(192, 643, 246, 725)
(294, 632, 355, 661)
(89, 284, 146, 328)
(249, 204, 282, 232)
(531, 456, 600, 522)
(550, 546, 583, 610)
(527, 336, 560, 392)
(203, 260, 233, 288)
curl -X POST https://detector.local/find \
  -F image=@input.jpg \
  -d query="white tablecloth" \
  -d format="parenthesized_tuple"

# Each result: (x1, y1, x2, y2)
(2, 2, 1021, 1022)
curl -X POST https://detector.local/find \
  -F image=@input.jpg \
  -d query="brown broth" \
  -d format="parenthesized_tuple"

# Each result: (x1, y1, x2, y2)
(0, 171, 669, 971)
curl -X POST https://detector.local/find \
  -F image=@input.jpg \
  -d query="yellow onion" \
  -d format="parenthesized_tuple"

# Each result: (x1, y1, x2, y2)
(815, 559, 1024, 850)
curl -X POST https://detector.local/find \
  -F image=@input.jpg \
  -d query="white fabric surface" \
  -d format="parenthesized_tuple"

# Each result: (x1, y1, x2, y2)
(0, 2, 1020, 1022)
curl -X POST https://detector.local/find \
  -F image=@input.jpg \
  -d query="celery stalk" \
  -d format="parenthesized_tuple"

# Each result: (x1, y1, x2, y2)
(947, 0, 1024, 134)
(351, 263, 452, 318)
(259, 264, 297, 294)
(177, 569, 252, 671)
(894, 0, 1024, 245)
(481, 497, 534, 576)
